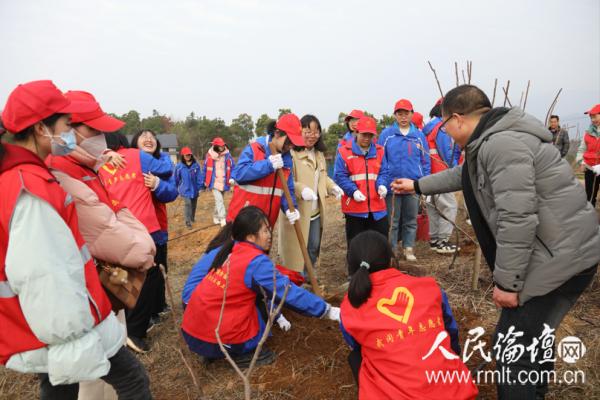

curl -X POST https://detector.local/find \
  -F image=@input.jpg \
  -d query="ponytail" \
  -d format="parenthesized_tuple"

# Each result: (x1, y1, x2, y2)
(209, 238, 235, 273)
(346, 230, 394, 308)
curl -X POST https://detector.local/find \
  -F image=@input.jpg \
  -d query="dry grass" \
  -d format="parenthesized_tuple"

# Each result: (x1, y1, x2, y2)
(1, 193, 598, 400)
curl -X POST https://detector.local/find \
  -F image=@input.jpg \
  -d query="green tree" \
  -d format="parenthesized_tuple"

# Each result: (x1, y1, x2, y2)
(230, 113, 254, 143)
(255, 113, 273, 136)
(278, 108, 292, 118)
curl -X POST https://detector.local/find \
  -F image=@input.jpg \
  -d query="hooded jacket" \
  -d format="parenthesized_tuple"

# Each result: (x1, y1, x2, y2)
(417, 108, 600, 304)
(378, 122, 430, 183)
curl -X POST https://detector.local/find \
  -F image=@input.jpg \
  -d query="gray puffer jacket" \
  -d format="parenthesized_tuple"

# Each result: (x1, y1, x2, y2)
(419, 107, 600, 305)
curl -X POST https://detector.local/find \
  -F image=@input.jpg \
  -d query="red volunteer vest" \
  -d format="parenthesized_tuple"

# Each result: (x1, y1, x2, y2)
(153, 198, 168, 231)
(182, 241, 261, 343)
(98, 148, 161, 234)
(338, 143, 387, 215)
(0, 145, 112, 365)
(204, 155, 233, 187)
(583, 132, 600, 167)
(341, 269, 478, 400)
(426, 122, 450, 175)
(226, 142, 290, 227)
(46, 155, 119, 211)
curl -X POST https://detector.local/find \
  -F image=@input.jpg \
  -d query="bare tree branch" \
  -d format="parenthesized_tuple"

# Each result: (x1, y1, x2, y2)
(427, 61, 445, 98)
(523, 80, 531, 111)
(491, 78, 498, 107)
(454, 62, 459, 87)
(503, 80, 511, 107)
(545, 88, 563, 127)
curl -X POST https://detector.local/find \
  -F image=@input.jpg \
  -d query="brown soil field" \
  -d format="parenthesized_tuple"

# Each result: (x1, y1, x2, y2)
(1, 192, 598, 400)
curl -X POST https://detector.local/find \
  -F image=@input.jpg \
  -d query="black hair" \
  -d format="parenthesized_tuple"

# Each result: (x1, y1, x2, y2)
(347, 230, 394, 308)
(0, 113, 65, 162)
(208, 206, 270, 272)
(266, 120, 291, 148)
(105, 132, 130, 151)
(205, 223, 233, 254)
(429, 104, 442, 119)
(179, 153, 197, 164)
(294, 114, 326, 152)
(131, 129, 162, 158)
(550, 115, 560, 121)
(441, 84, 492, 117)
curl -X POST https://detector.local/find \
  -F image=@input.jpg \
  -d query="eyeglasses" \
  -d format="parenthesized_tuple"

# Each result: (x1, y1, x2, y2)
(303, 128, 321, 136)
(438, 115, 456, 131)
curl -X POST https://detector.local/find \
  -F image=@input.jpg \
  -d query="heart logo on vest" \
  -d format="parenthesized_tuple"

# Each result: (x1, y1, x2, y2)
(376, 287, 414, 324)
(101, 163, 118, 176)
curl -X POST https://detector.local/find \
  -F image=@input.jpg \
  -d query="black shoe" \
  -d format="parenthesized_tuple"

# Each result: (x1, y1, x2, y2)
(429, 240, 439, 251)
(146, 315, 162, 333)
(435, 240, 460, 254)
(232, 347, 276, 369)
(186, 222, 192, 229)
(158, 305, 171, 316)
(127, 336, 149, 354)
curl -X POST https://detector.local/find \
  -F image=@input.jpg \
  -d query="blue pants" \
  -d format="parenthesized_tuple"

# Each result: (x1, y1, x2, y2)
(386, 194, 418, 249)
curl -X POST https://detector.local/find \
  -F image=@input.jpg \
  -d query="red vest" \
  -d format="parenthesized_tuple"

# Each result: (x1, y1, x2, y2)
(98, 148, 161, 234)
(341, 269, 478, 400)
(426, 121, 450, 175)
(204, 155, 233, 187)
(46, 155, 119, 211)
(226, 142, 290, 227)
(338, 143, 387, 215)
(583, 132, 600, 167)
(0, 145, 112, 365)
(181, 241, 261, 344)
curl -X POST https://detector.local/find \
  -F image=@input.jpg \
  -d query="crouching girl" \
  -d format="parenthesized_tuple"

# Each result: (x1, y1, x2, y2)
(181, 206, 340, 367)
(340, 230, 478, 400)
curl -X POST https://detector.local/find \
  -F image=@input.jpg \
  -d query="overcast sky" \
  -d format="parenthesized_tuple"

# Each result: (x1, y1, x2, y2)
(1, 0, 599, 133)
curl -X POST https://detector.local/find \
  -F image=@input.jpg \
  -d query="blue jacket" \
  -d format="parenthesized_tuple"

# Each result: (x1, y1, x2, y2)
(182, 246, 221, 304)
(150, 153, 178, 245)
(231, 136, 297, 211)
(378, 122, 431, 183)
(203, 151, 235, 191)
(333, 138, 389, 220)
(422, 117, 461, 168)
(140, 150, 173, 179)
(175, 160, 204, 198)
(340, 288, 460, 355)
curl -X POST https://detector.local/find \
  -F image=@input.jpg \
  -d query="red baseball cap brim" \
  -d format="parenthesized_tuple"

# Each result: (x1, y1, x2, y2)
(585, 104, 600, 115)
(212, 137, 226, 146)
(81, 113, 125, 132)
(287, 131, 305, 146)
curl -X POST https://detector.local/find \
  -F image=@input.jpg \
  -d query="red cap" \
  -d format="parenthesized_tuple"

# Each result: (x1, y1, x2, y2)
(276, 113, 304, 146)
(394, 99, 414, 113)
(411, 112, 424, 130)
(356, 116, 378, 135)
(585, 104, 600, 116)
(211, 137, 226, 146)
(180, 147, 192, 155)
(344, 109, 365, 122)
(2, 80, 97, 133)
(64, 90, 125, 132)
(435, 97, 444, 106)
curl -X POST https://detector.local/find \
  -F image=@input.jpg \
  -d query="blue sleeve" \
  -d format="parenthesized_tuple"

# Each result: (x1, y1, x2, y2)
(333, 152, 358, 196)
(244, 255, 327, 318)
(182, 248, 219, 304)
(280, 154, 297, 212)
(140, 151, 173, 179)
(377, 150, 390, 189)
(419, 133, 431, 176)
(441, 289, 460, 355)
(174, 164, 182, 187)
(377, 129, 389, 146)
(195, 163, 204, 190)
(231, 144, 274, 183)
(340, 317, 358, 350)
(452, 143, 462, 167)
(153, 174, 178, 203)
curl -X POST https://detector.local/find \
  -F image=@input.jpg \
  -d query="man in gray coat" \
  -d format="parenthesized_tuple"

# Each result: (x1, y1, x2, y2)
(548, 115, 570, 158)
(392, 85, 599, 399)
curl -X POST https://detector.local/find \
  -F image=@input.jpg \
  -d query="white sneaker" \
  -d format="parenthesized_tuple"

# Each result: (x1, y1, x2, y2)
(219, 218, 226, 227)
(213, 217, 220, 225)
(404, 247, 417, 261)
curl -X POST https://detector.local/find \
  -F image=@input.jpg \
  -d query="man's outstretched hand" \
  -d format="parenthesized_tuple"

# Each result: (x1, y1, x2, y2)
(391, 178, 416, 194)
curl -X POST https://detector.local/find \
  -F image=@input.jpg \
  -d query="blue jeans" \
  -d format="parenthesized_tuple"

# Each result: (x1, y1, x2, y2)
(386, 194, 418, 249)
(307, 216, 322, 267)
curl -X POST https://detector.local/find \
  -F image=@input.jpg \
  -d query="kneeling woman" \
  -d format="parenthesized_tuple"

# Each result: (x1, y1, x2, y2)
(182, 206, 339, 365)
(340, 231, 478, 400)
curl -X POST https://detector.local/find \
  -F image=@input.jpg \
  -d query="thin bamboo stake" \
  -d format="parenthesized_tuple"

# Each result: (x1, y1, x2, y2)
(545, 88, 563, 126)
(519, 91, 524, 108)
(467, 61, 473, 84)
(522, 80, 531, 111)
(491, 79, 498, 106)
(427, 61, 445, 97)
(461, 69, 467, 85)
(471, 247, 482, 290)
(503, 80, 511, 107)
(454, 62, 459, 87)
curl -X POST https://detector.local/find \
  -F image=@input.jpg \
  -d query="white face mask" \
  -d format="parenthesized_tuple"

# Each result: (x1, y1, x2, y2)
(44, 127, 77, 156)
(74, 130, 109, 171)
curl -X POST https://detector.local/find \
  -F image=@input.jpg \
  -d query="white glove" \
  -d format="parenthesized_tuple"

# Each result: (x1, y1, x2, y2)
(331, 185, 343, 200)
(325, 305, 340, 322)
(301, 187, 318, 201)
(276, 314, 292, 331)
(268, 154, 284, 170)
(592, 165, 600, 175)
(377, 185, 388, 199)
(228, 178, 235, 186)
(285, 209, 300, 224)
(353, 190, 366, 202)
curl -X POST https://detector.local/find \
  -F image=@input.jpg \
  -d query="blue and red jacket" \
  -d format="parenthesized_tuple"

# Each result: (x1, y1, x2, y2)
(333, 137, 389, 220)
(422, 117, 461, 174)
(175, 160, 203, 198)
(182, 241, 327, 344)
(227, 136, 297, 227)
(378, 122, 431, 183)
(204, 151, 235, 191)
(340, 268, 478, 400)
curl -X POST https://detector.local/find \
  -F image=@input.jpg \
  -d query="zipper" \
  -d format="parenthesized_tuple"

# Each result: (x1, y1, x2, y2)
(535, 235, 554, 258)
(364, 153, 372, 213)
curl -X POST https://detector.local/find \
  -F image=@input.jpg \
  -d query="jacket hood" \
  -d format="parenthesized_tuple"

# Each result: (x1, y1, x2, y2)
(208, 147, 229, 160)
(0, 143, 49, 174)
(422, 117, 442, 135)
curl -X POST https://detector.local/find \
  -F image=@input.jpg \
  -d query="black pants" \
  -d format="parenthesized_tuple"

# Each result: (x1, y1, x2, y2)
(345, 214, 389, 246)
(584, 169, 600, 207)
(495, 265, 597, 399)
(347, 345, 362, 386)
(126, 243, 167, 338)
(38, 346, 152, 400)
